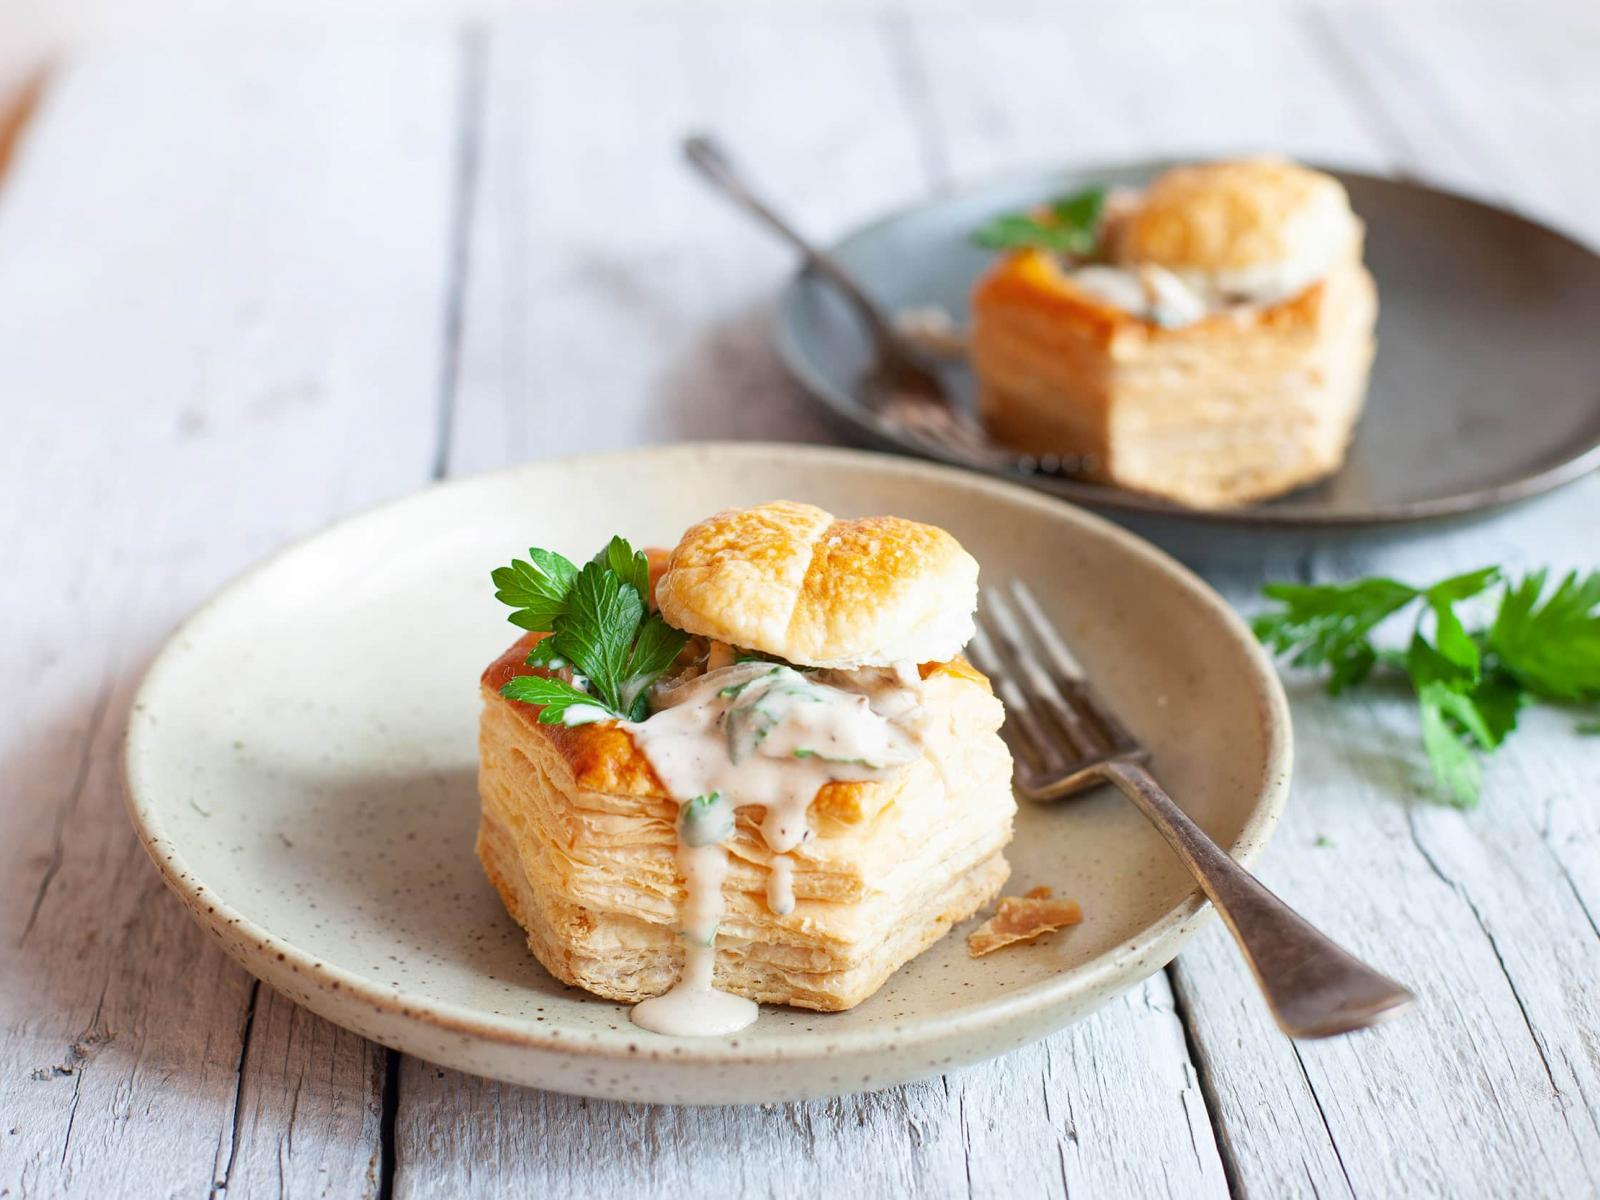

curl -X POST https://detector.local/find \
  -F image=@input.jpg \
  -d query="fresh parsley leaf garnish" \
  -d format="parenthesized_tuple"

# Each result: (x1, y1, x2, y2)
(622, 615, 689, 719)
(1415, 680, 1479, 806)
(1490, 569, 1600, 701)
(499, 675, 612, 726)
(491, 535, 687, 722)
(551, 560, 644, 715)
(972, 187, 1106, 256)
(1252, 577, 1419, 693)
(492, 548, 580, 632)
(1255, 566, 1598, 808)
(595, 535, 652, 609)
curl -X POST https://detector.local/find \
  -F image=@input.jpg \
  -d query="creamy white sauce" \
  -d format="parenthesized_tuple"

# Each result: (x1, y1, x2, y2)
(629, 945, 757, 1035)
(1067, 264, 1215, 327)
(630, 839, 758, 1036)
(1066, 221, 1346, 327)
(767, 854, 796, 916)
(1202, 257, 1325, 305)
(559, 703, 612, 727)
(635, 662, 923, 854)
(624, 660, 928, 1037)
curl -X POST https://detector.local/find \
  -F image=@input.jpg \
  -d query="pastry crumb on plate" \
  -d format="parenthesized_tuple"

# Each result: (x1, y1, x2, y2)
(968, 889, 1083, 957)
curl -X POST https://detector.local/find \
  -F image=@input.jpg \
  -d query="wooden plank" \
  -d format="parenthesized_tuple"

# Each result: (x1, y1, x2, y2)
(1318, 1, 1600, 241)
(443, 8, 913, 475)
(225, 987, 388, 1200)
(0, 35, 463, 1198)
(403, 9, 1229, 1195)
(394, 1059, 969, 1199)
(903, 1, 1387, 190)
(946, 973, 1227, 1200)
(394, 974, 1223, 1200)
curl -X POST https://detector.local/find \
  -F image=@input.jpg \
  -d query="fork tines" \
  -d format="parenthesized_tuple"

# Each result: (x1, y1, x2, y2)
(966, 580, 1147, 795)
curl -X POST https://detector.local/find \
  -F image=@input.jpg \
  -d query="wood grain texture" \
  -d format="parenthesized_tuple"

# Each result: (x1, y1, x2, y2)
(444, 8, 891, 476)
(901, 1, 1387, 189)
(393, 975, 1225, 1200)
(1318, 0, 1600, 237)
(1, 4, 1598, 1198)
(0, 36, 462, 1198)
(1163, 6, 1600, 1194)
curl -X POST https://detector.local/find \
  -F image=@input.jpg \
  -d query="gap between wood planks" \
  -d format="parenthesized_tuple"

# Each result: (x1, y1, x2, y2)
(881, 9, 952, 193)
(19, 670, 113, 948)
(215, 981, 262, 1194)
(432, 27, 486, 484)
(380, 27, 486, 1197)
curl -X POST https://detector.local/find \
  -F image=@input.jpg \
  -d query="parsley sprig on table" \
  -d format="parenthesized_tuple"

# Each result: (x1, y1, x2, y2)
(1254, 567, 1600, 808)
(491, 536, 687, 724)
(971, 186, 1106, 256)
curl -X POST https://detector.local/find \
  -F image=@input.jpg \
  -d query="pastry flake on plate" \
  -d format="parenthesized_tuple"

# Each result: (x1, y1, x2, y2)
(971, 156, 1378, 509)
(967, 888, 1084, 957)
(476, 501, 1016, 1033)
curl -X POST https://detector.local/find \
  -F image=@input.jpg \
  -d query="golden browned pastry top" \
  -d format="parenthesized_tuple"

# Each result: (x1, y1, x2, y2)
(653, 501, 979, 669)
(1117, 156, 1356, 279)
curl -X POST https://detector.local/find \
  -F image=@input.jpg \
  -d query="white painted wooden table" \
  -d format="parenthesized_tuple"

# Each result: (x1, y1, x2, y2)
(3, 4, 1597, 1196)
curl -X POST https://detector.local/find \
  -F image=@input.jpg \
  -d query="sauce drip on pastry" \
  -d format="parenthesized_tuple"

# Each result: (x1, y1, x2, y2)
(626, 658, 930, 1037)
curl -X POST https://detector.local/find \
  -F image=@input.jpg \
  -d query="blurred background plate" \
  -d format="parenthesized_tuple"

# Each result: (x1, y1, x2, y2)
(776, 163, 1600, 532)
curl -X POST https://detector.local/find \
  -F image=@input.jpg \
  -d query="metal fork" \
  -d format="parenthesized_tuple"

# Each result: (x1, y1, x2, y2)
(966, 580, 1416, 1039)
(681, 133, 1084, 480)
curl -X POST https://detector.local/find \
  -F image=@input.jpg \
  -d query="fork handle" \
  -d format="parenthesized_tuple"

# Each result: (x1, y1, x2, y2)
(1104, 760, 1415, 1038)
(681, 134, 905, 365)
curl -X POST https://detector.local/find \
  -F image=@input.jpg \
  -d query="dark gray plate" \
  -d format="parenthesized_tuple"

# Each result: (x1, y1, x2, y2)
(775, 163, 1600, 529)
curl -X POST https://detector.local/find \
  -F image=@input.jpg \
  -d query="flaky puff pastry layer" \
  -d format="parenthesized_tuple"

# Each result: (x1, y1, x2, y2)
(476, 637, 1015, 1011)
(971, 239, 1377, 509)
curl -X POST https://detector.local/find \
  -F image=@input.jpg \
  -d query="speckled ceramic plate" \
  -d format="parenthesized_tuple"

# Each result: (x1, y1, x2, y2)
(777, 164, 1600, 530)
(124, 443, 1290, 1105)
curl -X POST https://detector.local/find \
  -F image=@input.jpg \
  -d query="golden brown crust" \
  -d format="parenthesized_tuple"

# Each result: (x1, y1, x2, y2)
(655, 501, 979, 668)
(482, 634, 663, 794)
(1119, 156, 1355, 276)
